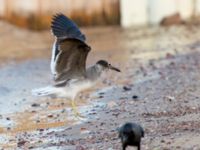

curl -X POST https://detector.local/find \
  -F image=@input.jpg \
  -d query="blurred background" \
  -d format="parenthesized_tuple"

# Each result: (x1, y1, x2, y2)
(1, 0, 200, 29)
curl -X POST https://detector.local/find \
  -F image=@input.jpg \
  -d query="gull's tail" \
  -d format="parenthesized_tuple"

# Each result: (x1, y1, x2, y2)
(32, 86, 61, 97)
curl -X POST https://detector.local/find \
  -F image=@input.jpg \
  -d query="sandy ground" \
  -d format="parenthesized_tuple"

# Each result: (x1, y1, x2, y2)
(1, 21, 200, 150)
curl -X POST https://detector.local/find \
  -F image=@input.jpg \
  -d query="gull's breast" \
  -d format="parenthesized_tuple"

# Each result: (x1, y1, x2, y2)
(70, 80, 94, 93)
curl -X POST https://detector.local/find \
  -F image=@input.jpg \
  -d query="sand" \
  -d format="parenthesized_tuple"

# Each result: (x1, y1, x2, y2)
(0, 21, 200, 149)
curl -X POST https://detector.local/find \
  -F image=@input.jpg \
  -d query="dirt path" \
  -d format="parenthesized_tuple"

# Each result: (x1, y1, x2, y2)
(1, 21, 200, 149)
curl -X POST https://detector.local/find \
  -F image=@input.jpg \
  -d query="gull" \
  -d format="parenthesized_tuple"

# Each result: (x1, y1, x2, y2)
(32, 13, 120, 117)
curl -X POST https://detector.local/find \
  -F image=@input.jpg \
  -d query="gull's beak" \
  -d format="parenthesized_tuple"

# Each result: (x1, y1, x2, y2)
(109, 65, 121, 72)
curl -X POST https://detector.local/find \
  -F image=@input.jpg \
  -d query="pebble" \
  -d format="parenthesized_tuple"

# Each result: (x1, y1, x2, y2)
(123, 86, 132, 91)
(132, 95, 138, 99)
(31, 103, 40, 107)
(107, 101, 117, 109)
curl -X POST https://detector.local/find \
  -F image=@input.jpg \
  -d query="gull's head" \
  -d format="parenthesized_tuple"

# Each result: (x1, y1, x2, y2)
(96, 60, 121, 72)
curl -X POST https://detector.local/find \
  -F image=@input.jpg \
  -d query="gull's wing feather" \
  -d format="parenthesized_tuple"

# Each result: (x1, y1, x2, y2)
(54, 39, 91, 82)
(50, 13, 90, 79)
(51, 13, 86, 42)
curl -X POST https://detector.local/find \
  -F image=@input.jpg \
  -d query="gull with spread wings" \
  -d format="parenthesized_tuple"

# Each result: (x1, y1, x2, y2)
(32, 13, 120, 117)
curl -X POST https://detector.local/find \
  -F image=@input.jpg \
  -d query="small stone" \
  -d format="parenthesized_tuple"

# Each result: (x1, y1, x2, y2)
(107, 101, 117, 109)
(61, 109, 65, 113)
(31, 103, 40, 107)
(39, 129, 44, 132)
(29, 146, 34, 149)
(99, 95, 104, 98)
(17, 140, 26, 147)
(132, 95, 138, 99)
(123, 86, 131, 91)
(48, 114, 53, 118)
(160, 13, 183, 26)
(165, 96, 175, 101)
(161, 139, 165, 143)
(166, 53, 174, 59)
(75, 145, 85, 150)
(99, 92, 105, 95)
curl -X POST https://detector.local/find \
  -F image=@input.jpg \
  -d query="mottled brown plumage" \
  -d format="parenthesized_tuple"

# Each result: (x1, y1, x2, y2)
(54, 39, 91, 81)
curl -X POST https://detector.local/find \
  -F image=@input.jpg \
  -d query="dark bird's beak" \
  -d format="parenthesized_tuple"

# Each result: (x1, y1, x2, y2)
(109, 65, 121, 72)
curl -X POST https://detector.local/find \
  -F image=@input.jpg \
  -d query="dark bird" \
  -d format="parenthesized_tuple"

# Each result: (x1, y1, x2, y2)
(118, 122, 144, 150)
(32, 13, 120, 117)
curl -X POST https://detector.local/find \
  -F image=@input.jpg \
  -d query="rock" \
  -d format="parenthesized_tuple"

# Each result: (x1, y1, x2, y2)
(165, 96, 175, 102)
(132, 95, 138, 100)
(107, 101, 117, 109)
(166, 53, 174, 59)
(31, 103, 40, 107)
(123, 86, 132, 91)
(160, 13, 184, 26)
(99, 92, 105, 95)
(61, 109, 65, 113)
(99, 95, 104, 98)
(7, 127, 11, 130)
(161, 139, 165, 143)
(0, 86, 10, 96)
(6, 117, 10, 120)
(39, 129, 44, 132)
(47, 114, 53, 118)
(17, 140, 27, 147)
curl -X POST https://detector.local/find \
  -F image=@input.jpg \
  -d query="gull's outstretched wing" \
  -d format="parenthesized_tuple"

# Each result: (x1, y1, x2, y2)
(54, 39, 91, 82)
(51, 13, 86, 41)
(50, 14, 91, 82)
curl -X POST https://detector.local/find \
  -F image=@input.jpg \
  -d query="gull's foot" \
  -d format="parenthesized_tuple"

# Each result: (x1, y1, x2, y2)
(71, 100, 85, 119)
(72, 106, 85, 118)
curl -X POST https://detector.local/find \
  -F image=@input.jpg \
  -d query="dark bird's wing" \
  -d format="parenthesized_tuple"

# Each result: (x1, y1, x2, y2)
(50, 14, 91, 82)
(54, 39, 91, 82)
(51, 13, 86, 41)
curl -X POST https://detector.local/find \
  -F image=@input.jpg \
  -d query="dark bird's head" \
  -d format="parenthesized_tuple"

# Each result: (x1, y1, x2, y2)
(96, 60, 120, 72)
(118, 122, 144, 150)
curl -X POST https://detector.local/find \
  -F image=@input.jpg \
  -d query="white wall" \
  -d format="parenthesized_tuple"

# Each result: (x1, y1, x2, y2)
(121, 0, 198, 27)
(9, 0, 38, 16)
(177, 0, 193, 19)
(149, 0, 177, 24)
(120, 0, 147, 27)
(195, 0, 200, 16)
(0, 0, 6, 16)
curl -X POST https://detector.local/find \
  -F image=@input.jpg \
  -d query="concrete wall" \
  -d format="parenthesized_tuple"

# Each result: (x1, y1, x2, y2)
(149, 0, 177, 24)
(120, 0, 200, 27)
(0, 0, 6, 16)
(8, 0, 39, 16)
(195, 0, 200, 15)
(120, 0, 147, 27)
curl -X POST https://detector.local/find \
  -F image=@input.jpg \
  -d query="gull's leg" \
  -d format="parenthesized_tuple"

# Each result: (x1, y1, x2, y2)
(71, 99, 84, 118)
